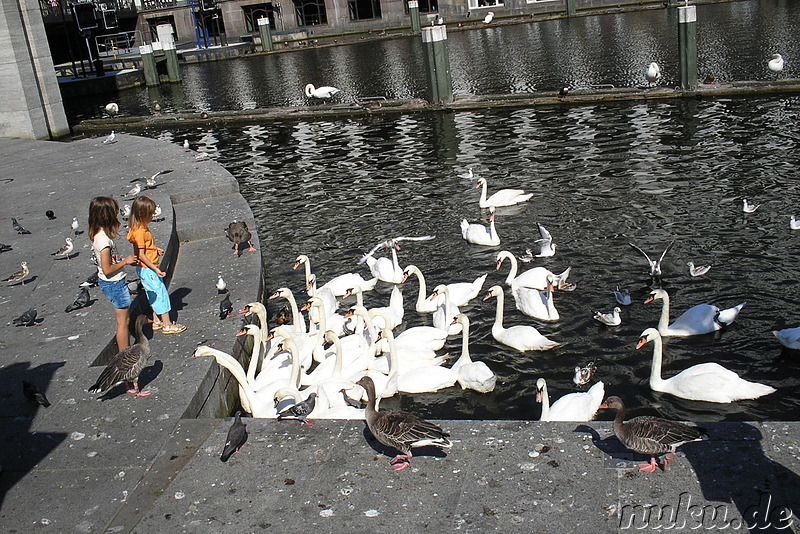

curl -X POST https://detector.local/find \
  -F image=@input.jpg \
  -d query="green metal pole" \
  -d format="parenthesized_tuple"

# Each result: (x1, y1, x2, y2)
(421, 26, 453, 105)
(678, 5, 697, 90)
(257, 17, 274, 52)
(139, 44, 159, 87)
(565, 0, 576, 17)
(408, 0, 421, 34)
(163, 40, 181, 83)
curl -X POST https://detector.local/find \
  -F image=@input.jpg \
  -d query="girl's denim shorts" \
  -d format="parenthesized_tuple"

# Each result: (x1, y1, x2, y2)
(99, 278, 131, 309)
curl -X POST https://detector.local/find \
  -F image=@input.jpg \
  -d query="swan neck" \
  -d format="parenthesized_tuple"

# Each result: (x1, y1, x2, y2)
(457, 321, 472, 365)
(493, 290, 504, 329)
(480, 180, 488, 205)
(649, 335, 665, 388)
(332, 336, 343, 377)
(540, 382, 550, 421)
(658, 293, 670, 334)
(505, 254, 518, 285)
(203, 349, 258, 405)
(413, 268, 428, 309)
(245, 331, 261, 381)
(285, 291, 305, 333)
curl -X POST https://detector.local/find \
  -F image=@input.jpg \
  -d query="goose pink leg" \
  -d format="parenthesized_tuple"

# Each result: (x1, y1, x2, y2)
(390, 454, 411, 471)
(638, 457, 659, 473)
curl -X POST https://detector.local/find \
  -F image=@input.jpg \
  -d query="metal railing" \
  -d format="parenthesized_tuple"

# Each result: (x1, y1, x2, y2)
(96, 30, 141, 57)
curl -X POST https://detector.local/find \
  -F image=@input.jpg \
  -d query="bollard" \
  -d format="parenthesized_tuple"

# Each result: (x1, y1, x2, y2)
(421, 25, 453, 105)
(565, 0, 576, 17)
(139, 44, 159, 86)
(257, 17, 274, 52)
(677, 5, 697, 90)
(163, 40, 181, 83)
(408, 0, 421, 33)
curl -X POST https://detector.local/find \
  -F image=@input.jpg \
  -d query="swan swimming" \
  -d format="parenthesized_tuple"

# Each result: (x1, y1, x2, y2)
(768, 53, 784, 73)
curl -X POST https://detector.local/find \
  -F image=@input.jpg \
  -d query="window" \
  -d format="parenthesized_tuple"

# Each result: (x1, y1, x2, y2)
(349, 0, 381, 20)
(294, 0, 327, 26)
(467, 0, 502, 8)
(417, 0, 437, 14)
(243, 3, 274, 31)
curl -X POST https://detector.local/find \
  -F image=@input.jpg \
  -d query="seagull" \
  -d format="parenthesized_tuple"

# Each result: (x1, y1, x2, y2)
(80, 272, 99, 288)
(687, 261, 712, 277)
(219, 293, 233, 320)
(277, 393, 317, 426)
(46, 210, 56, 220)
(483, 11, 494, 23)
(613, 286, 632, 306)
(146, 169, 172, 188)
(534, 223, 556, 257)
(629, 241, 674, 278)
(645, 62, 661, 86)
(103, 131, 117, 144)
(13, 308, 39, 327)
(153, 205, 162, 219)
(0, 242, 12, 253)
(152, 100, 161, 113)
(71, 217, 80, 236)
(126, 182, 142, 198)
(120, 204, 131, 219)
(195, 152, 209, 161)
(517, 248, 535, 263)
(594, 307, 622, 326)
(573, 361, 597, 386)
(65, 287, 91, 313)
(104, 102, 119, 117)
(3, 262, 29, 285)
(791, 216, 800, 230)
(220, 411, 248, 462)
(183, 139, 190, 150)
(51, 237, 74, 260)
(22, 380, 51, 407)
(458, 168, 474, 179)
(742, 199, 760, 213)
(216, 274, 227, 294)
(768, 53, 784, 73)
(12, 218, 31, 235)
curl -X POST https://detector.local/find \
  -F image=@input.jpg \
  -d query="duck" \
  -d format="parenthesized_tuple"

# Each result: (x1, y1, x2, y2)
(511, 275, 559, 321)
(535, 378, 604, 422)
(599, 396, 708, 473)
(450, 314, 496, 393)
(89, 315, 153, 397)
(430, 284, 462, 335)
(225, 220, 256, 255)
(359, 239, 404, 283)
(645, 62, 661, 85)
(774, 327, 800, 350)
(573, 361, 597, 386)
(461, 207, 501, 246)
(768, 53, 784, 73)
(645, 288, 745, 337)
(268, 287, 307, 334)
(305, 83, 340, 99)
(356, 375, 452, 471)
(294, 254, 378, 296)
(475, 177, 532, 208)
(593, 307, 621, 326)
(637, 327, 776, 403)
(483, 285, 560, 351)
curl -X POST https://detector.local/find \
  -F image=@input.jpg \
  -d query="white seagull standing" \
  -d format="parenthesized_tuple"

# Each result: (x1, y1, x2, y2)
(183, 139, 190, 150)
(51, 237, 74, 259)
(791, 216, 800, 230)
(126, 182, 142, 198)
(217, 274, 227, 293)
(71, 217, 79, 236)
(305, 83, 340, 99)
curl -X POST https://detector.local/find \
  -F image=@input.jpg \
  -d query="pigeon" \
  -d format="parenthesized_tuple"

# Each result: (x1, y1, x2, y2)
(277, 393, 317, 426)
(183, 139, 190, 150)
(103, 131, 117, 144)
(613, 286, 632, 306)
(216, 274, 227, 294)
(791, 216, 800, 230)
(22, 380, 51, 407)
(534, 223, 556, 257)
(220, 411, 248, 462)
(146, 169, 172, 188)
(0, 242, 12, 253)
(573, 362, 598, 386)
(219, 293, 233, 319)
(126, 182, 142, 198)
(629, 241, 674, 278)
(13, 308, 39, 327)
(341, 388, 363, 409)
(594, 307, 622, 326)
(80, 272, 99, 288)
(687, 262, 712, 277)
(65, 287, 91, 312)
(742, 199, 760, 213)
(225, 220, 256, 255)
(3, 262, 29, 285)
(71, 217, 80, 236)
(559, 86, 570, 97)
(45, 210, 56, 220)
(51, 237, 74, 259)
(12, 218, 31, 235)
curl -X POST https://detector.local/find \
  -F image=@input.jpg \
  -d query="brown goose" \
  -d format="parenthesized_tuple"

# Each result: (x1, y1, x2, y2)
(356, 376, 452, 471)
(89, 315, 152, 397)
(600, 396, 707, 473)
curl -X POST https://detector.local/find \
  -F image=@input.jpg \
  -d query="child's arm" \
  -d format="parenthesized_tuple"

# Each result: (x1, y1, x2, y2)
(99, 247, 137, 277)
(133, 242, 166, 278)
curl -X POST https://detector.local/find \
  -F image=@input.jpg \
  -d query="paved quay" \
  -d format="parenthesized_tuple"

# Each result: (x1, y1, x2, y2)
(1, 134, 799, 534)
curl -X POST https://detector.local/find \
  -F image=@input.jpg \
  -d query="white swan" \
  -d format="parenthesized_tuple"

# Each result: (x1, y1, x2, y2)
(383, 328, 458, 394)
(294, 254, 377, 296)
(361, 239, 404, 283)
(305, 83, 340, 99)
(496, 250, 567, 290)
(268, 287, 307, 334)
(241, 301, 270, 354)
(401, 264, 438, 313)
(646, 288, 745, 337)
(638, 328, 776, 403)
(774, 327, 800, 350)
(536, 378, 604, 422)
(475, 177, 532, 208)
(430, 284, 462, 335)
(768, 53, 784, 73)
(461, 207, 500, 246)
(366, 285, 404, 330)
(482, 11, 494, 24)
(511, 275, 559, 321)
(646, 62, 661, 85)
(483, 285, 560, 351)
(372, 308, 447, 352)
(451, 314, 496, 393)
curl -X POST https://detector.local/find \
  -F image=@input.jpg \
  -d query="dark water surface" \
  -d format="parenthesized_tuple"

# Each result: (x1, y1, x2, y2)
(64, 0, 799, 124)
(142, 96, 800, 422)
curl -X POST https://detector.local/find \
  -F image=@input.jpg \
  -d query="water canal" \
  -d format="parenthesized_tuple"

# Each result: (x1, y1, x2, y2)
(64, 1, 800, 422)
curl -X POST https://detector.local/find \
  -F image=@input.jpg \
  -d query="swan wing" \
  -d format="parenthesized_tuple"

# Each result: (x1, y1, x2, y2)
(667, 304, 722, 336)
(548, 382, 604, 421)
(446, 273, 488, 306)
(663, 363, 775, 402)
(483, 189, 532, 207)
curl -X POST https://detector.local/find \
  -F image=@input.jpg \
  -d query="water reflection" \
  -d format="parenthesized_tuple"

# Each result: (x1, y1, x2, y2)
(64, 0, 798, 124)
(139, 96, 800, 422)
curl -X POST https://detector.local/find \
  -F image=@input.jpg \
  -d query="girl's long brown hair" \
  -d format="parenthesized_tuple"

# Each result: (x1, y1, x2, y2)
(88, 196, 121, 240)
(129, 196, 156, 230)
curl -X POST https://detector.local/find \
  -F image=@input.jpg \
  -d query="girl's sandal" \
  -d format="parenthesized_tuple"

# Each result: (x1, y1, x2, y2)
(163, 323, 187, 334)
(152, 321, 164, 331)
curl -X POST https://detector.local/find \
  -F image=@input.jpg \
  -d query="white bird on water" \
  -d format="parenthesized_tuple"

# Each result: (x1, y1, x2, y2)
(768, 53, 784, 73)
(613, 286, 632, 306)
(305, 84, 340, 99)
(687, 261, 712, 277)
(645, 62, 661, 85)
(594, 307, 622, 326)
(791, 215, 800, 230)
(742, 198, 760, 213)
(534, 223, 556, 257)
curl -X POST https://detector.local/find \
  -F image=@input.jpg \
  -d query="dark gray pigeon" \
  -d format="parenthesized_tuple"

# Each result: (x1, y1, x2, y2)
(65, 287, 90, 313)
(0, 242, 12, 253)
(277, 393, 317, 426)
(13, 308, 39, 327)
(23, 380, 51, 407)
(225, 220, 256, 256)
(220, 411, 248, 462)
(12, 218, 30, 235)
(219, 293, 233, 320)
(80, 272, 99, 288)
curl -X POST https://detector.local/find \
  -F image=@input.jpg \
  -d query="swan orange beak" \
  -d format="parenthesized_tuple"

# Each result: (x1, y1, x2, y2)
(495, 260, 503, 271)
(636, 337, 648, 349)
(343, 309, 354, 318)
(292, 261, 301, 270)
(300, 302, 311, 311)
(644, 296, 655, 304)
(239, 306, 251, 314)
(235, 329, 247, 337)
(474, 181, 481, 189)
(482, 291, 493, 301)
(428, 291, 439, 301)
(400, 274, 409, 283)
